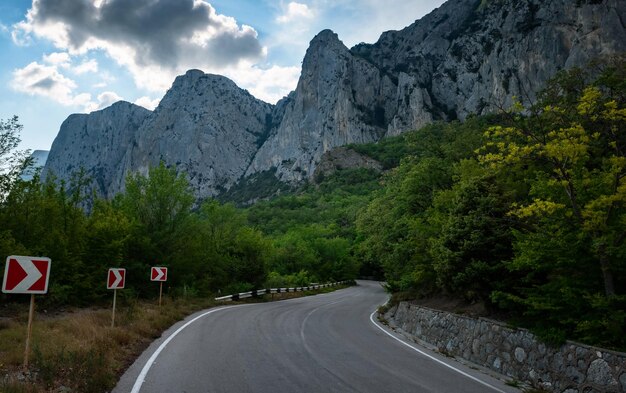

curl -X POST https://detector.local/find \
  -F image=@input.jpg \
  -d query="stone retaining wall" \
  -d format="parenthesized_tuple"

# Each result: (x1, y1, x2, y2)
(385, 302, 626, 393)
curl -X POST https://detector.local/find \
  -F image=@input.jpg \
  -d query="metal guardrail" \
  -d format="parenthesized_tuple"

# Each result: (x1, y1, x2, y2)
(214, 281, 350, 301)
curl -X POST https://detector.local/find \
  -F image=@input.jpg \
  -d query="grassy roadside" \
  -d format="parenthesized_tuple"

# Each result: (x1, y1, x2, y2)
(0, 286, 349, 393)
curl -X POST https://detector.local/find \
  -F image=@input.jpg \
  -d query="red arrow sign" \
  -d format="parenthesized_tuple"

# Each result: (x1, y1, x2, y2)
(151, 267, 167, 282)
(107, 268, 125, 289)
(2, 256, 51, 294)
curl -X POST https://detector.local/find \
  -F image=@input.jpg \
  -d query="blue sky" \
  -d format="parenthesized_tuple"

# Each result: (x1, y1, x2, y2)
(0, 0, 446, 152)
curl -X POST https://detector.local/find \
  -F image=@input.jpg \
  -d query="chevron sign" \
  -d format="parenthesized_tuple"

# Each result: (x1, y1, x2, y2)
(151, 267, 167, 282)
(2, 256, 51, 294)
(107, 268, 126, 289)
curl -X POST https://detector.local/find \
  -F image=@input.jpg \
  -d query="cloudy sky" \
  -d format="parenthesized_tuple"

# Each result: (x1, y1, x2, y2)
(0, 0, 446, 152)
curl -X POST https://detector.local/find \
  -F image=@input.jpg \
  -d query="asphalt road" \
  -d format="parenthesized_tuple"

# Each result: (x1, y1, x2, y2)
(115, 281, 520, 393)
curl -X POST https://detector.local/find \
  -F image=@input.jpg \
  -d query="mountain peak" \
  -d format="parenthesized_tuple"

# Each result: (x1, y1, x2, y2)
(312, 29, 338, 40)
(184, 69, 205, 77)
(43, 0, 625, 201)
(309, 29, 343, 47)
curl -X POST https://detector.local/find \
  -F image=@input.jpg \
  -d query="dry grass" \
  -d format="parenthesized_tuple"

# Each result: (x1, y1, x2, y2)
(0, 296, 215, 392)
(0, 286, 348, 392)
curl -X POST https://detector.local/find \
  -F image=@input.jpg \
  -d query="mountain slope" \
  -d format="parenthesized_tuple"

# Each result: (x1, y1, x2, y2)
(42, 101, 151, 198)
(124, 70, 273, 198)
(42, 0, 626, 200)
(245, 30, 396, 182)
(352, 0, 626, 130)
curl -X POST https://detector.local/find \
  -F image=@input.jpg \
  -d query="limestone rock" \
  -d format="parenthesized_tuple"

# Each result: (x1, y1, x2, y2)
(352, 0, 626, 129)
(313, 147, 383, 181)
(586, 358, 617, 387)
(515, 347, 526, 363)
(125, 70, 273, 199)
(42, 0, 626, 200)
(246, 30, 395, 182)
(21, 150, 49, 181)
(42, 101, 151, 198)
(252, 0, 626, 183)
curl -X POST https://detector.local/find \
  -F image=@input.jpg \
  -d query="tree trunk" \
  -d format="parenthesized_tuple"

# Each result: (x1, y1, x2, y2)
(598, 243, 616, 297)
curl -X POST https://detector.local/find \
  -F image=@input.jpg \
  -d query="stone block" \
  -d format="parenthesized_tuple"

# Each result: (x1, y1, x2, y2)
(515, 347, 526, 363)
(586, 359, 617, 387)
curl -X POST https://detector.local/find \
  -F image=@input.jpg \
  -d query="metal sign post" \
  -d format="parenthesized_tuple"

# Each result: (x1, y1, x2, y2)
(2, 255, 51, 369)
(107, 268, 126, 327)
(111, 289, 117, 327)
(24, 294, 35, 368)
(151, 267, 168, 307)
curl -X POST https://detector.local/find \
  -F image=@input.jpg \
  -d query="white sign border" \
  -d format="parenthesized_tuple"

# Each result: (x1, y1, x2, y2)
(2, 255, 51, 294)
(107, 268, 126, 290)
(150, 266, 168, 282)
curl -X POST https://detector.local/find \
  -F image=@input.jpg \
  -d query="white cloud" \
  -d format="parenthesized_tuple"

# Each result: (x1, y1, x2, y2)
(14, 0, 266, 93)
(277, 2, 315, 24)
(73, 92, 95, 109)
(320, 0, 447, 46)
(72, 59, 98, 74)
(134, 96, 160, 111)
(0, 23, 8, 34)
(226, 64, 301, 104)
(98, 71, 116, 83)
(80, 91, 124, 112)
(10, 61, 123, 113)
(42, 52, 71, 67)
(12, 61, 81, 106)
(97, 91, 123, 107)
(11, 0, 448, 110)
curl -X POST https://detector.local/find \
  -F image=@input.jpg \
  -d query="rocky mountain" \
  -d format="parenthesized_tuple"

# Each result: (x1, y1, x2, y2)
(122, 71, 273, 198)
(245, 30, 396, 182)
(20, 150, 49, 181)
(352, 0, 626, 133)
(43, 101, 151, 198)
(43, 71, 272, 198)
(42, 0, 626, 200)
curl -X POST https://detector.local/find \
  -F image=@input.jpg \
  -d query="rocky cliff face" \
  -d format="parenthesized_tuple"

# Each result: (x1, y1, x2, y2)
(42, 101, 151, 198)
(351, 0, 626, 135)
(246, 30, 396, 182)
(21, 150, 49, 181)
(248, 0, 625, 180)
(43, 0, 626, 200)
(314, 147, 383, 181)
(44, 71, 272, 199)
(123, 70, 272, 198)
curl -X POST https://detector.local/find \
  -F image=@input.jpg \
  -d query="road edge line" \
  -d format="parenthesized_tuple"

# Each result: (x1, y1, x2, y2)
(130, 305, 241, 393)
(368, 309, 507, 393)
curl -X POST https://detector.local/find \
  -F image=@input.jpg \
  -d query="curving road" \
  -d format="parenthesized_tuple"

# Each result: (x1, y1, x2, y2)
(115, 281, 519, 393)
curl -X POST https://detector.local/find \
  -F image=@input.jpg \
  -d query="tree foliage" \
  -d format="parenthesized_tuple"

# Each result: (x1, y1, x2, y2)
(1, 59, 624, 351)
(0, 116, 31, 201)
(355, 59, 626, 350)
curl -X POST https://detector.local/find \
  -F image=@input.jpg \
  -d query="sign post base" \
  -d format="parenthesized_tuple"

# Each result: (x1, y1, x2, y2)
(24, 294, 35, 369)
(111, 289, 117, 328)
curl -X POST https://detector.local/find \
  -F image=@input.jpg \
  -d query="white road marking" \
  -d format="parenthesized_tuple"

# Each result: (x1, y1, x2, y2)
(300, 297, 349, 343)
(369, 310, 507, 393)
(131, 305, 244, 393)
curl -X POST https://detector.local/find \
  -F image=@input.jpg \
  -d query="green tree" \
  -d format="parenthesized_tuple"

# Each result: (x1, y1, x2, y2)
(355, 118, 490, 292)
(478, 61, 626, 297)
(476, 61, 626, 349)
(430, 160, 515, 303)
(0, 116, 31, 200)
(117, 162, 194, 264)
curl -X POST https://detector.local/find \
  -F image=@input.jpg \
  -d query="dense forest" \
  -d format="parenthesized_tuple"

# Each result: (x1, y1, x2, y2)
(0, 60, 624, 351)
